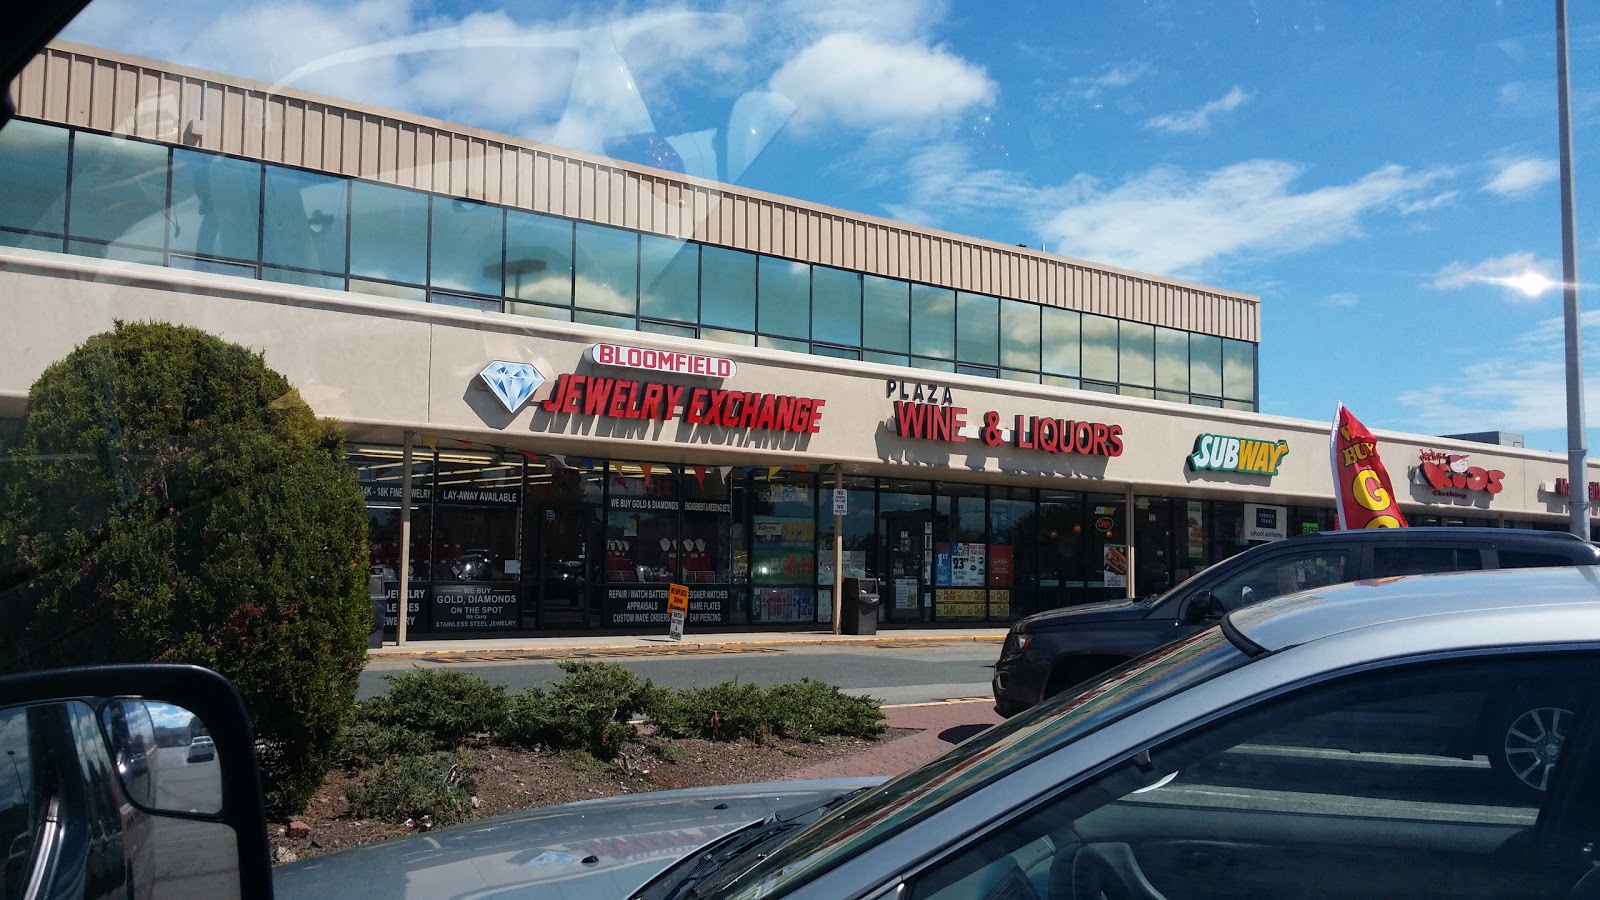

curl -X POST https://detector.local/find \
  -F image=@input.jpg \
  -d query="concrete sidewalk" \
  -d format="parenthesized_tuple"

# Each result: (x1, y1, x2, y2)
(369, 627, 1008, 658)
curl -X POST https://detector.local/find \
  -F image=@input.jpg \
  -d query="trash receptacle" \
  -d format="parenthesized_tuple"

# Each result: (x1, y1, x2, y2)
(841, 577, 880, 636)
(368, 575, 385, 649)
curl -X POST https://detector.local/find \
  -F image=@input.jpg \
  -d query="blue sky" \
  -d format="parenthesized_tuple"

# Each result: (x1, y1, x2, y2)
(63, 0, 1600, 451)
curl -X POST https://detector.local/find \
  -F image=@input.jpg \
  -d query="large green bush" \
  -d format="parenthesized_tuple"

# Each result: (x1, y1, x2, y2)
(647, 679, 887, 743)
(359, 669, 509, 748)
(0, 321, 371, 817)
(497, 661, 653, 759)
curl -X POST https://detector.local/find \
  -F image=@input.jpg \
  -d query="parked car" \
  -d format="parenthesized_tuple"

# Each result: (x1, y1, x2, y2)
(993, 528, 1600, 791)
(187, 734, 216, 763)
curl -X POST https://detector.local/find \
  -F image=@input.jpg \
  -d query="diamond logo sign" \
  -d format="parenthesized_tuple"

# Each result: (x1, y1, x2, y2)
(478, 360, 546, 413)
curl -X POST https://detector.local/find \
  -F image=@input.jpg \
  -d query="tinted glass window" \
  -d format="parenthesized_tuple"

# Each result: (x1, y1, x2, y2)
(350, 181, 428, 284)
(1155, 326, 1190, 393)
(812, 266, 862, 346)
(574, 223, 637, 314)
(639, 235, 698, 323)
(1000, 299, 1040, 371)
(1224, 338, 1257, 402)
(68, 131, 167, 247)
(0, 121, 68, 235)
(430, 197, 502, 296)
(1081, 314, 1118, 382)
(262, 165, 347, 274)
(1118, 321, 1155, 388)
(701, 246, 756, 331)
(1371, 546, 1484, 578)
(758, 256, 810, 338)
(1191, 333, 1223, 397)
(956, 292, 999, 367)
(910, 654, 1594, 900)
(1041, 307, 1080, 377)
(862, 275, 910, 352)
(911, 284, 955, 359)
(1498, 550, 1581, 569)
(503, 211, 572, 305)
(169, 149, 260, 263)
(1210, 548, 1351, 611)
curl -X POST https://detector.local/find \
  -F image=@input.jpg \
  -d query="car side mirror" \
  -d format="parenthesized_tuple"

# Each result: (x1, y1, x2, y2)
(1180, 590, 1221, 625)
(0, 664, 273, 899)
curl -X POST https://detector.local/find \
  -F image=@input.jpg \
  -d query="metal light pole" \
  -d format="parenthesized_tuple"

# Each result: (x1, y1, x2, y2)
(1557, 0, 1588, 537)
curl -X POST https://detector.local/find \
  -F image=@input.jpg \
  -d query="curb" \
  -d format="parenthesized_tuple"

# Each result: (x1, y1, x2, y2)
(367, 633, 1005, 660)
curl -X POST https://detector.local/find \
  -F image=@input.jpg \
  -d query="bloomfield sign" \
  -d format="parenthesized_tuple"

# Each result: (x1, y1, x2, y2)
(542, 374, 824, 433)
(590, 342, 736, 378)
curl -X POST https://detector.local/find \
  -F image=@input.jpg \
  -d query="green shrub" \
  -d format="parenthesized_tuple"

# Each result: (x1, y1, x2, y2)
(645, 679, 888, 743)
(767, 679, 887, 741)
(361, 669, 508, 748)
(496, 661, 651, 759)
(345, 752, 477, 827)
(335, 719, 434, 770)
(646, 681, 774, 742)
(0, 322, 371, 818)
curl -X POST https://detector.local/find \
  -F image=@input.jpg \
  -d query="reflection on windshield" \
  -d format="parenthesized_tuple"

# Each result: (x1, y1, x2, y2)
(712, 627, 1249, 899)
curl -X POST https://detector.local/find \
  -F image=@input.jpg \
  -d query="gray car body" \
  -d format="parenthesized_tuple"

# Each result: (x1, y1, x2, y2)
(281, 566, 1600, 900)
(272, 778, 883, 899)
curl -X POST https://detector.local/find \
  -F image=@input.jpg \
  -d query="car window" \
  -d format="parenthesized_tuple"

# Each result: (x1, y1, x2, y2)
(0, 707, 36, 900)
(908, 652, 1600, 900)
(1372, 546, 1485, 579)
(1498, 550, 1584, 570)
(1207, 549, 1351, 612)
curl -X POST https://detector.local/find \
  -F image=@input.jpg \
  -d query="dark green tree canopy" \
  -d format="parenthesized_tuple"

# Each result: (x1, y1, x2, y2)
(0, 321, 371, 817)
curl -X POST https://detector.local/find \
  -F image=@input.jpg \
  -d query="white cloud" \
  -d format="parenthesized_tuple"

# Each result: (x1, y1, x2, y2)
(1427, 252, 1560, 300)
(769, 32, 995, 131)
(882, 142, 1034, 224)
(1033, 160, 1444, 280)
(1484, 157, 1559, 197)
(1322, 292, 1360, 308)
(1144, 86, 1253, 135)
(773, 0, 942, 42)
(1068, 61, 1152, 101)
(1398, 191, 1458, 215)
(1398, 309, 1600, 436)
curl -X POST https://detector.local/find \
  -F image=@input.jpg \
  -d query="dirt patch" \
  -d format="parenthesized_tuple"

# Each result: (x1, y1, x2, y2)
(271, 728, 916, 864)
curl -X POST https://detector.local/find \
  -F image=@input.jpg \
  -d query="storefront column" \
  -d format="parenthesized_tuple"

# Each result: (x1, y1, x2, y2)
(396, 430, 414, 646)
(832, 466, 844, 634)
(1123, 484, 1136, 600)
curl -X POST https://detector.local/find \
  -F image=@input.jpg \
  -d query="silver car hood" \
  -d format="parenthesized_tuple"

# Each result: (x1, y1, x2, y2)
(272, 777, 884, 900)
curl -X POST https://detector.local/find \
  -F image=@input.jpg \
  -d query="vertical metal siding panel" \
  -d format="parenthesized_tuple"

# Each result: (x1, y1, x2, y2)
(243, 92, 265, 157)
(153, 70, 181, 142)
(325, 109, 347, 174)
(281, 101, 304, 166)
(10, 56, 42, 119)
(301, 105, 322, 169)
(262, 95, 284, 162)
(219, 88, 242, 154)
(374, 121, 396, 183)
(434, 131, 454, 193)
(66, 56, 92, 126)
(445, 134, 465, 196)
(530, 152, 549, 212)
(395, 124, 416, 186)
(608, 169, 626, 226)
(44, 53, 70, 122)
(563, 159, 582, 217)
(112, 64, 138, 136)
(513, 149, 532, 209)
(470, 138, 489, 201)
(90, 58, 115, 132)
(484, 144, 503, 205)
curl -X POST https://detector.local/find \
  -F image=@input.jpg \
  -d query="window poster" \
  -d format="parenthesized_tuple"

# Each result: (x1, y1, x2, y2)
(894, 578, 920, 609)
(817, 550, 867, 584)
(936, 588, 986, 619)
(987, 545, 1013, 587)
(1103, 543, 1129, 589)
(752, 586, 815, 623)
(934, 543, 987, 587)
(430, 583, 518, 631)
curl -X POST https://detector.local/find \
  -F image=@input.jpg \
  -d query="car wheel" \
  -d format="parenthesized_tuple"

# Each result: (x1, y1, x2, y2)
(1486, 697, 1575, 797)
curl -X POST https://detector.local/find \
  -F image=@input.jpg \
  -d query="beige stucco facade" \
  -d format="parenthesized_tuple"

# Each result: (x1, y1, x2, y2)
(2, 247, 1592, 527)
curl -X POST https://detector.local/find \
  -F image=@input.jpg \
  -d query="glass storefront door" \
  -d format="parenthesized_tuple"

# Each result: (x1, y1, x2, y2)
(537, 506, 599, 629)
(879, 481, 933, 623)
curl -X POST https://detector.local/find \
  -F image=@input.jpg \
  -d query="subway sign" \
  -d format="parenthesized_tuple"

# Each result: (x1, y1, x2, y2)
(1188, 433, 1289, 476)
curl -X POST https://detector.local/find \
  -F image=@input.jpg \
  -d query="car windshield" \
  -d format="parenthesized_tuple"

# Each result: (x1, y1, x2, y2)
(701, 626, 1248, 899)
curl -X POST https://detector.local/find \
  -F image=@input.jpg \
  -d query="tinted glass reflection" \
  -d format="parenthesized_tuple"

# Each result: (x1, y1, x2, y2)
(504, 211, 572, 305)
(0, 121, 68, 234)
(910, 284, 955, 359)
(1041, 307, 1080, 377)
(575, 223, 637, 314)
(1223, 338, 1256, 402)
(640, 234, 698, 322)
(701, 246, 756, 330)
(1155, 327, 1190, 393)
(431, 197, 502, 295)
(1000, 299, 1041, 371)
(350, 181, 428, 284)
(69, 131, 168, 247)
(863, 275, 909, 352)
(262, 165, 347, 274)
(170, 149, 261, 262)
(1119, 322, 1154, 388)
(1191, 333, 1223, 397)
(758, 256, 809, 338)
(812, 266, 862, 346)
(1081, 314, 1118, 382)
(956, 292, 999, 366)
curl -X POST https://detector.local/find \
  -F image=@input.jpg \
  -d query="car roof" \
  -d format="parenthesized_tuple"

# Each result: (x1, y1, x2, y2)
(1290, 526, 1591, 544)
(1228, 564, 1600, 653)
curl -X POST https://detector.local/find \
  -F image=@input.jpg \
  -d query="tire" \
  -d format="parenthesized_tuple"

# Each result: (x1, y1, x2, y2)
(1485, 696, 1576, 798)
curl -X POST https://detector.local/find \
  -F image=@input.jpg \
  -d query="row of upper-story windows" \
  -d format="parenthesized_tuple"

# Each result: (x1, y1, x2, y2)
(0, 121, 1257, 409)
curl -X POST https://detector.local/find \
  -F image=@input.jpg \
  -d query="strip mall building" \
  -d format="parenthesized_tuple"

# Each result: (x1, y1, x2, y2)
(3, 43, 1596, 637)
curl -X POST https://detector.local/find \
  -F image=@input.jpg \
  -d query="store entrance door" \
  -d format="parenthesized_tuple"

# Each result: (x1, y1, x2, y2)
(538, 507, 596, 629)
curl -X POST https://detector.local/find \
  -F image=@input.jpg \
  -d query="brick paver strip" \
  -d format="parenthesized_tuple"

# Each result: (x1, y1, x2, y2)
(788, 701, 1004, 781)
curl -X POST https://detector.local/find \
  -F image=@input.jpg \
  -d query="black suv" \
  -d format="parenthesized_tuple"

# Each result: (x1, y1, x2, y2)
(994, 527, 1600, 719)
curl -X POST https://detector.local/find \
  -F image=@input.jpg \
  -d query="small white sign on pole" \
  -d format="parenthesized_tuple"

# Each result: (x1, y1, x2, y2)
(832, 488, 848, 515)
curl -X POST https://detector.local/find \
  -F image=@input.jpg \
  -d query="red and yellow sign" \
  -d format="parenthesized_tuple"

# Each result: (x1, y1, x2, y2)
(1329, 405, 1407, 529)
